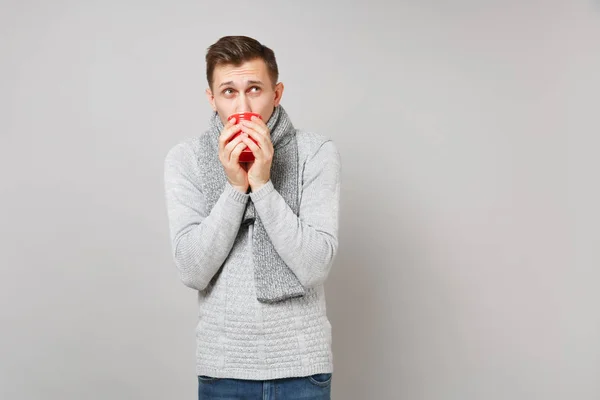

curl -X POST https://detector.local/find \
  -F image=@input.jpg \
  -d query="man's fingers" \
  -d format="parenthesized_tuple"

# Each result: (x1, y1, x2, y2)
(222, 132, 246, 156)
(243, 129, 266, 149)
(241, 120, 268, 138)
(219, 123, 242, 150)
(241, 136, 260, 153)
(229, 140, 248, 163)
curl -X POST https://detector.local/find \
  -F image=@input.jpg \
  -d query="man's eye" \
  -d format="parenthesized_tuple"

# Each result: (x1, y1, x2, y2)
(249, 86, 261, 93)
(223, 89, 234, 95)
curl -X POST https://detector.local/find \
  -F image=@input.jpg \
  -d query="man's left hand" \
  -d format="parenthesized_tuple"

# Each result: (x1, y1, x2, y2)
(240, 116, 274, 191)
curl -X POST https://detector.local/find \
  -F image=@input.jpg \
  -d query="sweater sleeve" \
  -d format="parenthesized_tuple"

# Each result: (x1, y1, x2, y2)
(164, 141, 249, 291)
(250, 140, 341, 288)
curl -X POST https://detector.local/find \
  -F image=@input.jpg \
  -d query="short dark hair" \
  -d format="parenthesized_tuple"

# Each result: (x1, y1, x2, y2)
(206, 36, 279, 90)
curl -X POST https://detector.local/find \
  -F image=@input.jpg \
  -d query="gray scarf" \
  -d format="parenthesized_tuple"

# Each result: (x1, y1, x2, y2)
(197, 106, 306, 303)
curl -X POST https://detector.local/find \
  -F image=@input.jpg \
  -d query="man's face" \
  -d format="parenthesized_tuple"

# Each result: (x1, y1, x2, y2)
(206, 58, 284, 126)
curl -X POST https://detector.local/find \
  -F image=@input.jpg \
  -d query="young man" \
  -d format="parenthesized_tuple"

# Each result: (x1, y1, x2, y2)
(164, 36, 341, 399)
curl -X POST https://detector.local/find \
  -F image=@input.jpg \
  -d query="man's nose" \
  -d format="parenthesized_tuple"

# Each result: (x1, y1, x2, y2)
(236, 94, 251, 113)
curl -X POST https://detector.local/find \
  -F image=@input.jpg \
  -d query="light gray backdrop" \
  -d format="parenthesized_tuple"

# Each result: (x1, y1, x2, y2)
(1, 0, 598, 399)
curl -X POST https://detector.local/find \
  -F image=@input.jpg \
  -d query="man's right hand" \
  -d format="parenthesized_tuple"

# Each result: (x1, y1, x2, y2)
(218, 119, 250, 194)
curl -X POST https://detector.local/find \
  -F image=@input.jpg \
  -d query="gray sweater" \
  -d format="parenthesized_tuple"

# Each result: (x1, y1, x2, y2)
(163, 129, 341, 380)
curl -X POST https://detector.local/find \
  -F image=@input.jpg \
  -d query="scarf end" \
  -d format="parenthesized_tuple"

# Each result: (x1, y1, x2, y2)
(256, 288, 306, 304)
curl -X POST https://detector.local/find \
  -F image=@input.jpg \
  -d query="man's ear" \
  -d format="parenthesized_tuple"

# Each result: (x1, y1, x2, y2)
(273, 82, 284, 107)
(206, 88, 217, 111)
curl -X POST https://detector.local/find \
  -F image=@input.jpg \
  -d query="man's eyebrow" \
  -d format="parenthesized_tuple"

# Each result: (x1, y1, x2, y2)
(218, 80, 264, 88)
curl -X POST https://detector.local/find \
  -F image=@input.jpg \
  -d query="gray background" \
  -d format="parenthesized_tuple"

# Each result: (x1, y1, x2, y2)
(1, 0, 598, 399)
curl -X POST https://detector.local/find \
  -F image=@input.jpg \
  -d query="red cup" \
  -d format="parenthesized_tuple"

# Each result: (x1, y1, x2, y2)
(227, 112, 262, 162)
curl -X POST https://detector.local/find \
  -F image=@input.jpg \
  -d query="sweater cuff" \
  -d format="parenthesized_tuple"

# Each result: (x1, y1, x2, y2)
(249, 180, 275, 202)
(224, 182, 250, 204)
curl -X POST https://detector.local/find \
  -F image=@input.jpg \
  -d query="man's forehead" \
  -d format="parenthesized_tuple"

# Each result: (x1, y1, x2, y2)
(213, 60, 269, 84)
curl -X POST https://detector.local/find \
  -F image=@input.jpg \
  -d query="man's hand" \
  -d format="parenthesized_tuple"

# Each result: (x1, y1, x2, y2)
(218, 118, 250, 194)
(240, 116, 274, 191)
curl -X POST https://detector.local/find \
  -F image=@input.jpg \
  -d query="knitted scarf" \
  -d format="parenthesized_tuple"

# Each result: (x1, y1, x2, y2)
(197, 106, 306, 303)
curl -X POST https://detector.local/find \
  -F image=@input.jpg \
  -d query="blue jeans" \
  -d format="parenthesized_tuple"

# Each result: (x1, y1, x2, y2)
(197, 373, 332, 399)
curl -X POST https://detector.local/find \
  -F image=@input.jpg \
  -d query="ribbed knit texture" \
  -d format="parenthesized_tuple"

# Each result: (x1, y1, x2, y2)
(164, 112, 341, 380)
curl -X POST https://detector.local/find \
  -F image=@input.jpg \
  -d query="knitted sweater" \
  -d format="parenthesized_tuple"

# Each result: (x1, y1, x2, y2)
(163, 128, 341, 380)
